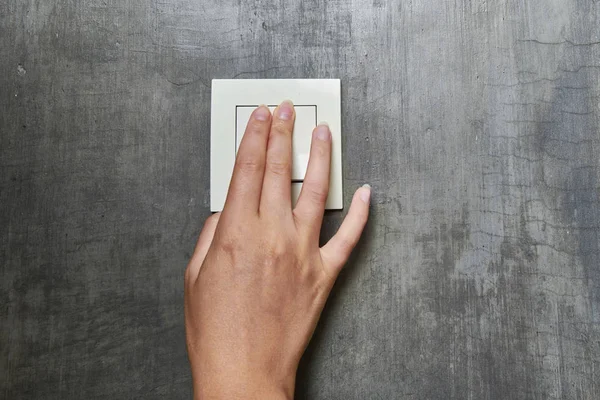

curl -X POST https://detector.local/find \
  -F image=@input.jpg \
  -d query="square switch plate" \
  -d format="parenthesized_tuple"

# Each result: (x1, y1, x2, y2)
(210, 79, 342, 212)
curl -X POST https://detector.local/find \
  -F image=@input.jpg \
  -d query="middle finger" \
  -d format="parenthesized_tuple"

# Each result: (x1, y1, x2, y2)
(260, 100, 295, 216)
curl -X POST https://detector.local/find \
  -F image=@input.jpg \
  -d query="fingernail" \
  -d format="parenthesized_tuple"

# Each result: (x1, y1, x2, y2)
(314, 124, 331, 141)
(360, 184, 371, 203)
(254, 105, 270, 121)
(276, 100, 294, 120)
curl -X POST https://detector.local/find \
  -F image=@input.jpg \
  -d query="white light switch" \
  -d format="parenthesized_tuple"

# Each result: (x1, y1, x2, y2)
(211, 79, 342, 212)
(236, 105, 316, 181)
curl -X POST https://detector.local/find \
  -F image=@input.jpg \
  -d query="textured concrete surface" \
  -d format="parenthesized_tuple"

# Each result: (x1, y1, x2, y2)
(1, 0, 600, 399)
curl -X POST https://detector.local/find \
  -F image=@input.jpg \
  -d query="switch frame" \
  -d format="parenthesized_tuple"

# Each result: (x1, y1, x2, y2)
(210, 79, 342, 212)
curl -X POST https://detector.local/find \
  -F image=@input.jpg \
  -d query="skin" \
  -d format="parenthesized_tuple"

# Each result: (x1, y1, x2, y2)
(185, 100, 370, 399)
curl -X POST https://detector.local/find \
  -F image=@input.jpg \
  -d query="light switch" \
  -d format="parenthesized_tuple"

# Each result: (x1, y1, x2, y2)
(236, 105, 317, 181)
(211, 79, 342, 212)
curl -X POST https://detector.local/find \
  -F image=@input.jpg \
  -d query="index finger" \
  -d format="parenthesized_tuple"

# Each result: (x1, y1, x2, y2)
(223, 105, 271, 215)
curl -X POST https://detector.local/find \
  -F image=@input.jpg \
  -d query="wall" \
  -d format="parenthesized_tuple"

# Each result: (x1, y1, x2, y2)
(1, 0, 599, 398)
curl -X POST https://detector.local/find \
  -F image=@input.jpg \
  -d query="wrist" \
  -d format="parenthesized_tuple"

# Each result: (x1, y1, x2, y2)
(192, 370, 295, 400)
(194, 383, 292, 400)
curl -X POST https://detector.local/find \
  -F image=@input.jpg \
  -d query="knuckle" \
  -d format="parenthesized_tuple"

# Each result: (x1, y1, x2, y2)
(312, 141, 329, 157)
(262, 237, 288, 264)
(266, 159, 290, 176)
(216, 231, 238, 253)
(235, 156, 263, 174)
(248, 116, 269, 129)
(245, 115, 270, 133)
(271, 120, 293, 135)
(303, 182, 328, 204)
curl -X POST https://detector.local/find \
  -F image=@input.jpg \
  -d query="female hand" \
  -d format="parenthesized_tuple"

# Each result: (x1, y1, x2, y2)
(185, 100, 370, 399)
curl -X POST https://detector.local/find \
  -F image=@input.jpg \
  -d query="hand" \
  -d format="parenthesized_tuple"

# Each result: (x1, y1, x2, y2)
(185, 100, 370, 399)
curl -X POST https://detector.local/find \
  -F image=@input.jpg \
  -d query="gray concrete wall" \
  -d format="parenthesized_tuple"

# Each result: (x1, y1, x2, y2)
(1, 0, 599, 398)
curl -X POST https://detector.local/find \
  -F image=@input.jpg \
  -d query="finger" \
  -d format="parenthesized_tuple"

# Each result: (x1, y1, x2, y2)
(293, 124, 332, 233)
(260, 100, 295, 215)
(224, 106, 271, 215)
(320, 185, 371, 276)
(185, 213, 221, 283)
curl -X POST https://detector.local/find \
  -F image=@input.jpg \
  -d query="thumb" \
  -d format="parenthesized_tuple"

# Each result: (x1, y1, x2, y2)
(320, 185, 370, 277)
